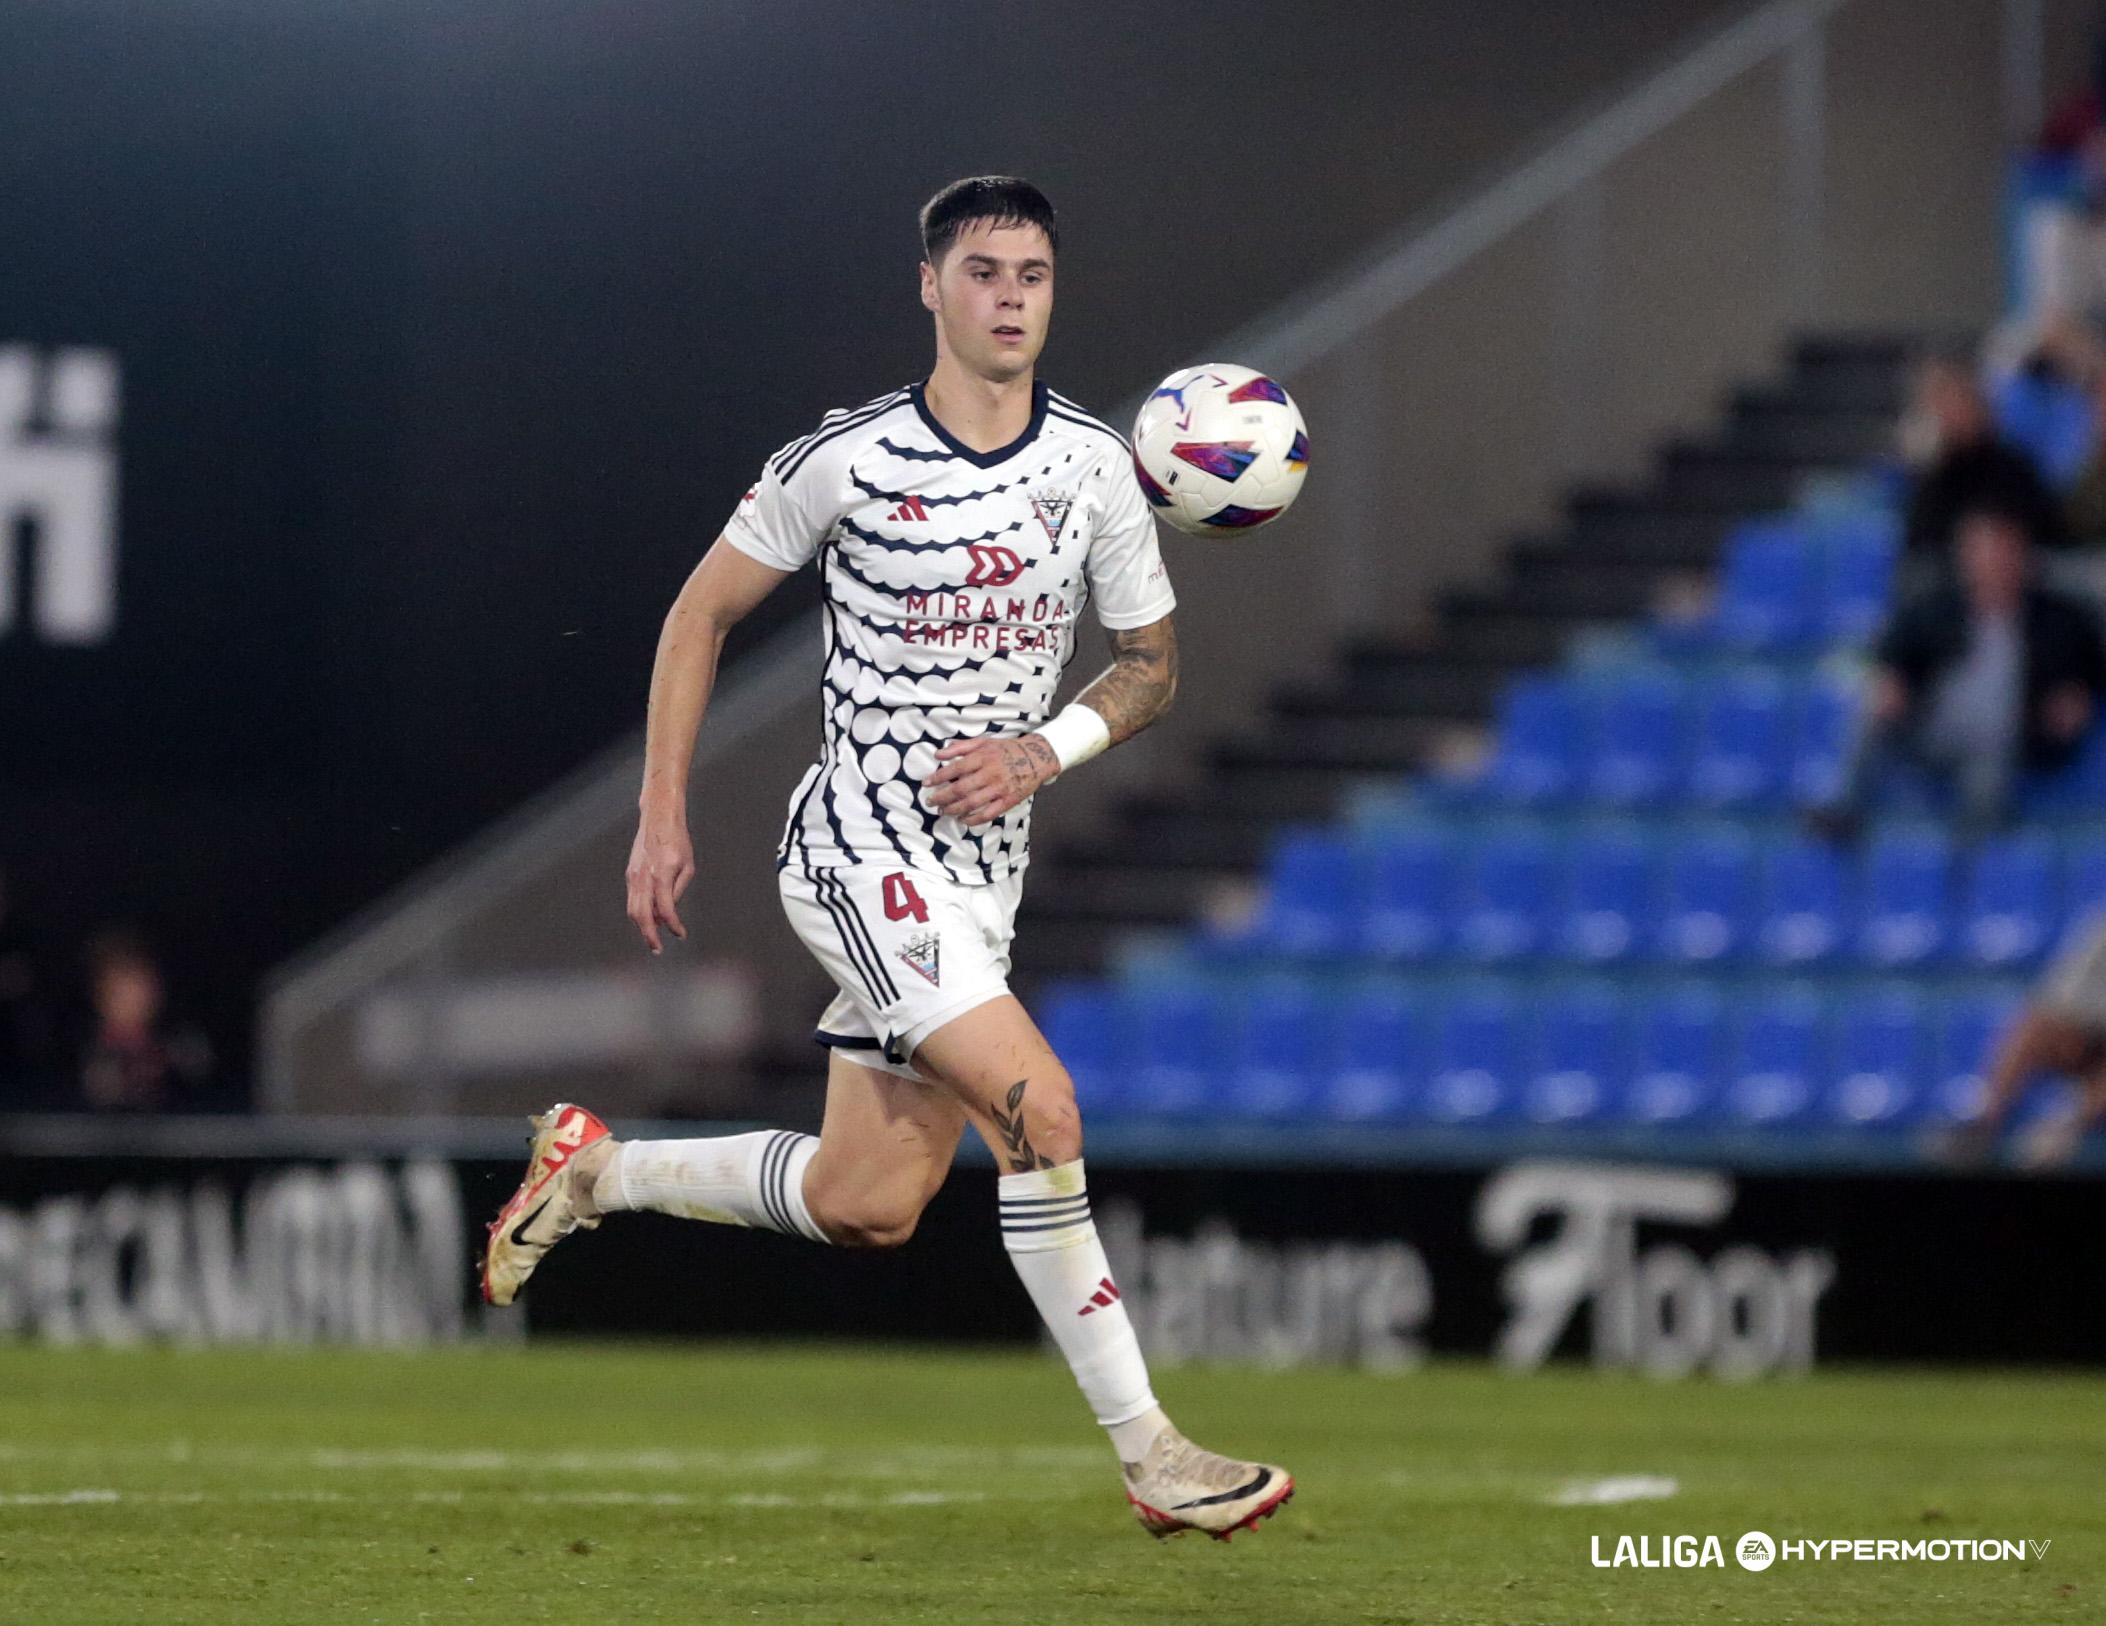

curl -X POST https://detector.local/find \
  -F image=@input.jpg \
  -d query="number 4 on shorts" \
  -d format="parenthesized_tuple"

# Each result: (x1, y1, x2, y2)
(882, 872, 930, 924)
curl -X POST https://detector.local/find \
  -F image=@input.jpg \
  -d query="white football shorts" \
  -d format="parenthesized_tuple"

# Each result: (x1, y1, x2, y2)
(778, 863, 1024, 1080)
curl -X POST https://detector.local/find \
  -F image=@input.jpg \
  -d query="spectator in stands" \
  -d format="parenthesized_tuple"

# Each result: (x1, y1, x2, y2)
(75, 929, 212, 1112)
(1813, 498, 2106, 840)
(1997, 124, 2106, 391)
(1898, 354, 2065, 568)
(1941, 914, 2106, 1167)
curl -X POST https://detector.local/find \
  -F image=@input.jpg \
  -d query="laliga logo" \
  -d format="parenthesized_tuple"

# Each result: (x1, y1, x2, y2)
(965, 544, 1025, 588)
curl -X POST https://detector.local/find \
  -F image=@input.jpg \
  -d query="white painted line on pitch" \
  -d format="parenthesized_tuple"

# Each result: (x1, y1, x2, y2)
(0, 1441, 1100, 1477)
(1546, 1475, 1681, 1507)
(0, 1486, 998, 1511)
(0, 1490, 125, 1506)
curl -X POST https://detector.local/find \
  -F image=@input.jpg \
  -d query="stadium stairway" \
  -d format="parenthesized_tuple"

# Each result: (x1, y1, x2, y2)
(1014, 332, 1914, 982)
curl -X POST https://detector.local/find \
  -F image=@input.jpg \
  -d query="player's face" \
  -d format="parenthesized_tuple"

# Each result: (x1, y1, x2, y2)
(920, 220, 1054, 382)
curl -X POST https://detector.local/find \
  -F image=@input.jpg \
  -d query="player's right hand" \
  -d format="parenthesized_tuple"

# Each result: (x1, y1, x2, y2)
(625, 817, 695, 954)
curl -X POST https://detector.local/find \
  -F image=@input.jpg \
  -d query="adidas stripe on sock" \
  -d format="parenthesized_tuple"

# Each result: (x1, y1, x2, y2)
(595, 1132, 828, 1243)
(999, 1158, 1159, 1433)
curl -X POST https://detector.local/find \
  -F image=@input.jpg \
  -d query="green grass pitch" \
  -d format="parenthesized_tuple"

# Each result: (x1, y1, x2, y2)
(0, 1343, 2097, 1624)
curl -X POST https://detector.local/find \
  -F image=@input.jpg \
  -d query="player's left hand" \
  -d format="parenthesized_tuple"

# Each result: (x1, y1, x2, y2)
(925, 734, 1060, 826)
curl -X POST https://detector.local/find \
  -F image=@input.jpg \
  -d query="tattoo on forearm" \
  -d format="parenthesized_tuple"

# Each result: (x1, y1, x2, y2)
(990, 1078, 1055, 1173)
(1076, 619, 1178, 746)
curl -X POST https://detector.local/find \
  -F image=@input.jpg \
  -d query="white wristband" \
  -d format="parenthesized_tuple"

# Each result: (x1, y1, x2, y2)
(1034, 703, 1111, 774)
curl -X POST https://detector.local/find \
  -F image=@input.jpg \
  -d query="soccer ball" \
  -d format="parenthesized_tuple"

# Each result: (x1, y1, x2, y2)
(1131, 363, 1308, 536)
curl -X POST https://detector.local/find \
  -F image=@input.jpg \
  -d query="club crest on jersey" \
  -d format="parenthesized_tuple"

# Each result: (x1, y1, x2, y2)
(897, 930, 941, 987)
(1030, 489, 1075, 545)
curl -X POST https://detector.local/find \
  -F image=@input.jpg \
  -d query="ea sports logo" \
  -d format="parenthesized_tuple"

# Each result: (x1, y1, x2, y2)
(965, 544, 1024, 588)
(1735, 1531, 1776, 1573)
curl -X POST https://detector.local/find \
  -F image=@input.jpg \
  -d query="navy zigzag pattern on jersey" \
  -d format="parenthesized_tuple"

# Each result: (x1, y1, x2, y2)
(771, 389, 907, 477)
(776, 392, 913, 484)
(874, 437, 954, 463)
(849, 471, 1030, 508)
(837, 513, 1033, 555)
(835, 516, 958, 554)
(828, 545, 1044, 602)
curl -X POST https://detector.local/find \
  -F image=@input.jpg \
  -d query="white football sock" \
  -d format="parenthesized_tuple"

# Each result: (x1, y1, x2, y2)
(999, 1159, 1164, 1454)
(593, 1132, 829, 1244)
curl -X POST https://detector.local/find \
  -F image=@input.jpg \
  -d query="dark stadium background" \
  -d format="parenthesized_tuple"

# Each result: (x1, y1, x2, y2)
(1, 0, 1746, 1072)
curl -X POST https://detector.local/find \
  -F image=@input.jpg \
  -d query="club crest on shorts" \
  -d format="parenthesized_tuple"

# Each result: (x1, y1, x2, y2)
(1030, 489, 1074, 545)
(897, 930, 941, 987)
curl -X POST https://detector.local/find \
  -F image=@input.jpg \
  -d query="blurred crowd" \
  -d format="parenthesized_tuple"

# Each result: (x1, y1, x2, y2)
(1809, 56, 2106, 846)
(0, 870, 218, 1113)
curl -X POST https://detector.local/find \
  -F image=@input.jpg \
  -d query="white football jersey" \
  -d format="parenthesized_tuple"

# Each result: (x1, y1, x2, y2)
(722, 381, 1175, 885)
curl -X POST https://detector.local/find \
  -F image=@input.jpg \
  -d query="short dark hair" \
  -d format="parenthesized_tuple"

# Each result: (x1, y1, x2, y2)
(920, 176, 1058, 265)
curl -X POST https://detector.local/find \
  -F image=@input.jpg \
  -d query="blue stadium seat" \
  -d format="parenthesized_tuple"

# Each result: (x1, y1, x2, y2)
(1524, 985, 1627, 1124)
(1688, 669, 1793, 810)
(1324, 980, 1423, 1121)
(1725, 987, 1829, 1125)
(1120, 974, 1229, 1116)
(1854, 829, 1955, 968)
(1817, 520, 1900, 646)
(2062, 837, 2106, 926)
(1040, 982, 1123, 1113)
(1625, 986, 1725, 1124)
(1228, 975, 1327, 1117)
(1455, 827, 1561, 963)
(1825, 988, 1931, 1128)
(1424, 985, 1522, 1122)
(1360, 824, 1456, 960)
(1486, 677, 1582, 805)
(1656, 827, 1757, 965)
(1714, 520, 1818, 653)
(1584, 670, 1688, 807)
(1557, 827, 1655, 965)
(1756, 836, 1853, 966)
(1790, 677, 1859, 808)
(2026, 719, 2106, 812)
(1994, 369, 2096, 489)
(1257, 829, 1356, 957)
(1932, 991, 2023, 1123)
(1958, 834, 2062, 970)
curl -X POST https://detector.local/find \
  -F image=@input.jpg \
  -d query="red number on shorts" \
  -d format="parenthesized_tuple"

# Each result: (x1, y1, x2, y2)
(882, 872, 931, 924)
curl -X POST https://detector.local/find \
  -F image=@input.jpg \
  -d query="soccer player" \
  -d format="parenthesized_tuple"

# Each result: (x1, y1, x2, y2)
(483, 176, 1292, 1541)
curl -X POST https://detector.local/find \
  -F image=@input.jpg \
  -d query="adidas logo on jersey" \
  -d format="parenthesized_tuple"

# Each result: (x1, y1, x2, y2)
(887, 494, 930, 524)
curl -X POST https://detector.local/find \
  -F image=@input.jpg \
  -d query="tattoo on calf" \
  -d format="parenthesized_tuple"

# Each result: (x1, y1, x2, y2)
(990, 1077, 1056, 1173)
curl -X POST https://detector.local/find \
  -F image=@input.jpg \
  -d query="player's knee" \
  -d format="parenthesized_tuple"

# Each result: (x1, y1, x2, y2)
(808, 1188, 924, 1250)
(1022, 1085, 1082, 1166)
